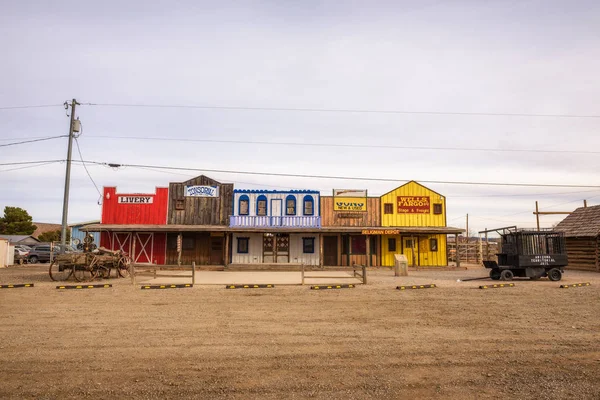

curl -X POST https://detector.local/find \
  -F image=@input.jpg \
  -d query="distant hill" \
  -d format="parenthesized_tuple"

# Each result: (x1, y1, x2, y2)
(32, 222, 62, 238)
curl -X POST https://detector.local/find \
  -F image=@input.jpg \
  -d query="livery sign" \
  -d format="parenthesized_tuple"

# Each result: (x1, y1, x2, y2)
(185, 185, 219, 198)
(118, 196, 153, 204)
(397, 196, 430, 214)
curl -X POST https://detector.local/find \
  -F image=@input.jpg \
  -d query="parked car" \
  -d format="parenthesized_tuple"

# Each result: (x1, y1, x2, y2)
(27, 244, 76, 264)
(14, 247, 30, 264)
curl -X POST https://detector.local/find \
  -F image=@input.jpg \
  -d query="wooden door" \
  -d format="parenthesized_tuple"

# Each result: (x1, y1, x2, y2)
(323, 236, 338, 266)
(403, 237, 416, 266)
(275, 233, 289, 263)
(210, 236, 224, 265)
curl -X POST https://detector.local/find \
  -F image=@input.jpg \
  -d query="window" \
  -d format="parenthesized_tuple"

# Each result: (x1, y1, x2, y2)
(433, 203, 443, 214)
(388, 238, 396, 252)
(286, 195, 296, 215)
(351, 236, 366, 255)
(167, 235, 177, 250)
(175, 199, 185, 210)
(303, 195, 314, 215)
(257, 195, 267, 216)
(302, 237, 315, 253)
(384, 203, 393, 214)
(405, 239, 413, 249)
(430, 238, 438, 252)
(237, 237, 249, 253)
(239, 195, 250, 215)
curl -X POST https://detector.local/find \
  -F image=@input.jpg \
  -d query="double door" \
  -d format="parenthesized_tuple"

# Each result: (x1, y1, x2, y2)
(263, 233, 289, 263)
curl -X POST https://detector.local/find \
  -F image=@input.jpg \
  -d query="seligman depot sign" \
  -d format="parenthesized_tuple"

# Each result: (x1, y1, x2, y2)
(397, 196, 430, 214)
(185, 185, 219, 198)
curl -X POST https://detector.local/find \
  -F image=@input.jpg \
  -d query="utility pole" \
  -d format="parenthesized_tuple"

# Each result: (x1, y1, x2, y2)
(465, 213, 469, 240)
(60, 99, 78, 248)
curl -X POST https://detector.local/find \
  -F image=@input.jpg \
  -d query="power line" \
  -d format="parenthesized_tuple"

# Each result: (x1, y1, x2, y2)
(84, 135, 600, 155)
(0, 160, 64, 166)
(0, 104, 63, 110)
(83, 102, 600, 118)
(71, 159, 600, 189)
(74, 138, 102, 200)
(0, 135, 68, 148)
(0, 161, 62, 173)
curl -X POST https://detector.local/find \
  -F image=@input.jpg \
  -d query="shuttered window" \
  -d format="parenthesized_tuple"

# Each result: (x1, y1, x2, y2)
(433, 204, 443, 214)
(384, 203, 393, 214)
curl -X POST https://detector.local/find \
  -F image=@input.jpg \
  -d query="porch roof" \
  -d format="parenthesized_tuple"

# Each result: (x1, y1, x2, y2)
(85, 224, 463, 235)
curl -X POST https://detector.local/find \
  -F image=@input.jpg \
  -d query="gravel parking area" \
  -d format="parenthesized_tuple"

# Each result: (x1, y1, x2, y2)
(0, 264, 599, 399)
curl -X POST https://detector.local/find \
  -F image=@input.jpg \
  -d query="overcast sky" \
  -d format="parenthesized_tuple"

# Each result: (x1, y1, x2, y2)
(1, 0, 599, 235)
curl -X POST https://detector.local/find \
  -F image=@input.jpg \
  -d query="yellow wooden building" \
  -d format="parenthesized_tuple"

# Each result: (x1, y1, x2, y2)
(377, 181, 460, 267)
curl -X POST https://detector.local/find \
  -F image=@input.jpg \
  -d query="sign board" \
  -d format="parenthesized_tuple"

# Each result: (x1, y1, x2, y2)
(333, 189, 367, 212)
(362, 229, 401, 235)
(397, 196, 430, 214)
(334, 198, 367, 212)
(185, 185, 219, 198)
(118, 196, 153, 204)
(333, 189, 367, 197)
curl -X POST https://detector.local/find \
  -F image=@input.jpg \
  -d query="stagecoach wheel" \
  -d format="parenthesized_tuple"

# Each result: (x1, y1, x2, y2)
(117, 256, 131, 278)
(489, 269, 501, 280)
(96, 266, 111, 279)
(73, 261, 98, 282)
(49, 260, 73, 281)
(548, 268, 562, 281)
(500, 270, 514, 281)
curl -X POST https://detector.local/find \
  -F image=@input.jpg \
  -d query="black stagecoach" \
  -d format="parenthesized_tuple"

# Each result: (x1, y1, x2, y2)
(480, 227, 568, 281)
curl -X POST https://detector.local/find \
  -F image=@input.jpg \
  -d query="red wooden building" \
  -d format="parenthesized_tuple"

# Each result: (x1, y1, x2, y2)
(97, 187, 169, 264)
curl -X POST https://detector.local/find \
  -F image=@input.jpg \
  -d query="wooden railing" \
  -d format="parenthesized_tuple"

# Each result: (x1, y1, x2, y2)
(301, 263, 366, 285)
(130, 262, 196, 285)
(230, 215, 321, 228)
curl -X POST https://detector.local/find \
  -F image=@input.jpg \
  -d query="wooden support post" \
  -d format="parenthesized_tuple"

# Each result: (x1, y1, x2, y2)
(485, 229, 489, 262)
(301, 263, 305, 285)
(455, 233, 460, 268)
(192, 261, 196, 285)
(177, 232, 182, 266)
(411, 235, 416, 268)
(131, 263, 136, 285)
(365, 235, 371, 268)
(535, 201, 540, 231)
(362, 264, 367, 285)
(224, 233, 230, 267)
(319, 233, 324, 268)
(584, 199, 587, 208)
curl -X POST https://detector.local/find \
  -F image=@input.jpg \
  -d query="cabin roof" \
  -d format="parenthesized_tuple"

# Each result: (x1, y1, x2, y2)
(555, 205, 600, 237)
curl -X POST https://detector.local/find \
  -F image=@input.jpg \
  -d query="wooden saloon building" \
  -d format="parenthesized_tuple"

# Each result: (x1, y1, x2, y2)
(88, 177, 462, 268)
(555, 205, 600, 272)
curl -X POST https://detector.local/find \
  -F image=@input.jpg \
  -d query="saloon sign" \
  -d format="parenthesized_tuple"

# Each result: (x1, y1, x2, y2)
(397, 196, 430, 214)
(185, 185, 219, 198)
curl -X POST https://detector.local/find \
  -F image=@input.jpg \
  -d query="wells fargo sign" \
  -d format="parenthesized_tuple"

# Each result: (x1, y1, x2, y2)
(397, 196, 430, 214)
(334, 198, 367, 212)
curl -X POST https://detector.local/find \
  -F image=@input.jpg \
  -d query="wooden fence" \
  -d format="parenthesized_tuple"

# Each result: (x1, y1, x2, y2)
(131, 262, 196, 285)
(448, 241, 499, 264)
(301, 264, 366, 285)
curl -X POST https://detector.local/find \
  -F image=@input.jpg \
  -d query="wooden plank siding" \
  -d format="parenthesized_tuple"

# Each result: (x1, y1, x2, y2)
(565, 237, 600, 272)
(320, 197, 380, 227)
(167, 176, 233, 226)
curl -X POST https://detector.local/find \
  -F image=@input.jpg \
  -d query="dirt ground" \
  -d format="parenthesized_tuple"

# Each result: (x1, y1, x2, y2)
(0, 265, 599, 399)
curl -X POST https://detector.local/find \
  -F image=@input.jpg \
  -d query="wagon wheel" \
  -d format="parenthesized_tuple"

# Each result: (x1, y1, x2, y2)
(489, 269, 501, 280)
(117, 255, 132, 278)
(49, 260, 73, 281)
(73, 258, 98, 282)
(95, 264, 111, 279)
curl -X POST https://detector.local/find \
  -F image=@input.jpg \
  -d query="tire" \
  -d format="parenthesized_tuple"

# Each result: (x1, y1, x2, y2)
(548, 268, 562, 281)
(29, 256, 39, 264)
(490, 269, 501, 280)
(49, 260, 73, 282)
(500, 270, 514, 281)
